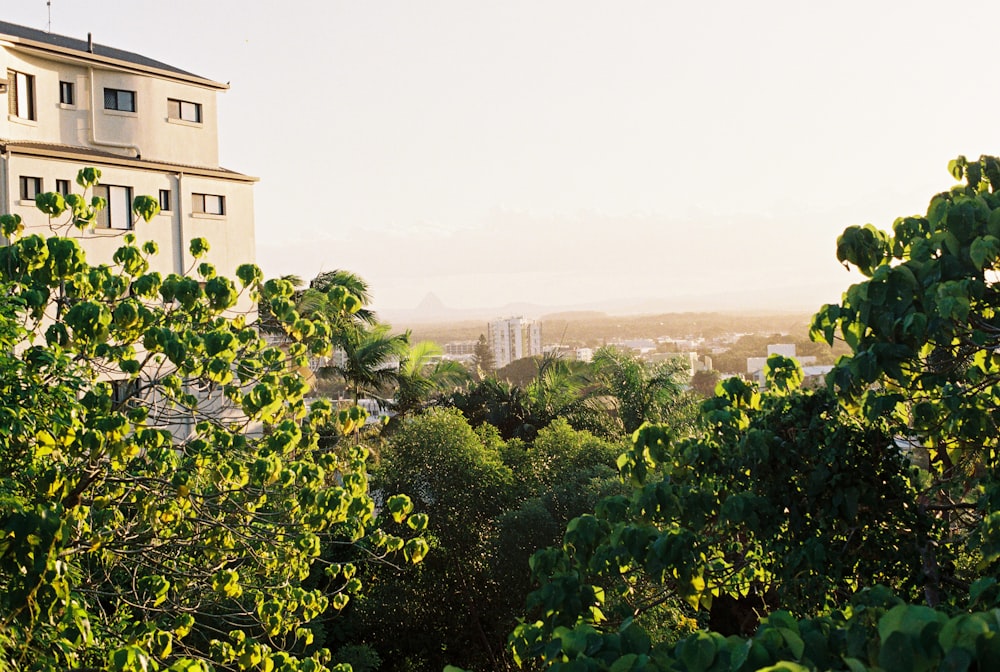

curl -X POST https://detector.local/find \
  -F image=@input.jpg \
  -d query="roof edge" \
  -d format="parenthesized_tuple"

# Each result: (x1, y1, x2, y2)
(1, 37, 229, 91)
(2, 142, 258, 183)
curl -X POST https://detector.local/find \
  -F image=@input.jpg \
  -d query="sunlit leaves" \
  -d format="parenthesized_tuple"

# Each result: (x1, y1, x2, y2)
(131, 194, 160, 223)
(837, 224, 890, 276)
(35, 191, 67, 217)
(0, 172, 424, 672)
(188, 237, 209, 258)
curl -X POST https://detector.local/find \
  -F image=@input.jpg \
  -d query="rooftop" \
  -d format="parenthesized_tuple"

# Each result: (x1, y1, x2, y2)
(0, 20, 225, 89)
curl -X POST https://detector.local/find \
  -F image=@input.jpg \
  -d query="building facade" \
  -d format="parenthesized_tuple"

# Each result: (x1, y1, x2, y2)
(0, 21, 256, 300)
(488, 316, 542, 369)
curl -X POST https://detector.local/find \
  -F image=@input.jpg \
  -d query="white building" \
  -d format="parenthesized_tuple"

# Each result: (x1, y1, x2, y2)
(0, 21, 256, 300)
(488, 317, 542, 369)
(444, 340, 477, 357)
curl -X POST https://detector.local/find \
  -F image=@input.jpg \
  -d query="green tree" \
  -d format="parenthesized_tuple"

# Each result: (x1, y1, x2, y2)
(591, 346, 696, 435)
(362, 409, 516, 671)
(392, 340, 470, 419)
(319, 323, 409, 404)
(525, 353, 590, 424)
(448, 377, 536, 440)
(0, 170, 424, 671)
(359, 411, 623, 672)
(474, 333, 495, 377)
(508, 157, 1000, 670)
(689, 368, 721, 398)
(510, 364, 920, 669)
(306, 269, 378, 328)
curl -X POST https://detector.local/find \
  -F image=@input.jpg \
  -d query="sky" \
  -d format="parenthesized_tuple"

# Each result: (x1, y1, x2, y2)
(4, 1, 1000, 315)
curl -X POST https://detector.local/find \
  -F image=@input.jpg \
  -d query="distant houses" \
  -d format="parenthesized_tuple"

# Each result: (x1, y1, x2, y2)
(747, 344, 831, 388)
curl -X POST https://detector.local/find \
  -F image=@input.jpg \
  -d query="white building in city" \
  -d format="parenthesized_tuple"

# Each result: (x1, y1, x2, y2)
(488, 316, 542, 369)
(0, 21, 256, 296)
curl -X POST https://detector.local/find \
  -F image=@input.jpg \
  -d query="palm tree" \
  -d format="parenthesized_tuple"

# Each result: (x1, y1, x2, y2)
(318, 323, 409, 404)
(392, 341, 470, 418)
(590, 346, 690, 435)
(259, 270, 377, 341)
(525, 352, 590, 425)
(448, 377, 535, 440)
(306, 269, 378, 327)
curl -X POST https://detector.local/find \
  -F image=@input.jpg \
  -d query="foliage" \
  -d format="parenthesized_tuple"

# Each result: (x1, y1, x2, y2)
(317, 322, 409, 404)
(0, 170, 422, 671)
(308, 269, 377, 328)
(448, 377, 537, 440)
(510, 363, 922, 668)
(590, 346, 696, 435)
(474, 333, 495, 376)
(509, 157, 1000, 671)
(497, 355, 544, 389)
(525, 353, 593, 430)
(813, 153, 1000, 605)
(391, 340, 470, 420)
(357, 412, 623, 671)
(689, 369, 721, 398)
(360, 408, 516, 671)
(330, 643, 382, 672)
(450, 348, 695, 442)
(516, 585, 1000, 671)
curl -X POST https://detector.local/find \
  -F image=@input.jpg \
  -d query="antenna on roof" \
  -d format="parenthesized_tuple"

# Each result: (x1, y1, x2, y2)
(46, 1, 52, 33)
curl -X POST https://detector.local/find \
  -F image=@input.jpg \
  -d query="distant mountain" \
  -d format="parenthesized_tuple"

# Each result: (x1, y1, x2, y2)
(416, 292, 446, 313)
(378, 281, 838, 326)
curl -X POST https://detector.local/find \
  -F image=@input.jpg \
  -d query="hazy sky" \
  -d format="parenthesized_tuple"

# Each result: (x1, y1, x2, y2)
(5, 1, 999, 314)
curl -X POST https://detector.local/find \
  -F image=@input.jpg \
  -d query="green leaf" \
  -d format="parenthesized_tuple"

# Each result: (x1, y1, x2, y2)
(680, 632, 716, 671)
(76, 166, 101, 188)
(189, 237, 210, 258)
(971, 236, 1000, 269)
(35, 191, 67, 216)
(403, 537, 429, 564)
(131, 195, 160, 223)
(949, 155, 967, 182)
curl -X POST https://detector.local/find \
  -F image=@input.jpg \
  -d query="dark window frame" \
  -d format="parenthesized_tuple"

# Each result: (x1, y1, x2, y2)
(59, 80, 74, 105)
(167, 98, 202, 123)
(192, 193, 225, 216)
(103, 87, 136, 113)
(19, 176, 42, 200)
(55, 179, 71, 196)
(9, 70, 36, 120)
(93, 184, 134, 230)
(158, 189, 171, 212)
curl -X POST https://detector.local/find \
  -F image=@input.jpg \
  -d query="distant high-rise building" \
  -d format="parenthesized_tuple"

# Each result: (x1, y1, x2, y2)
(488, 317, 542, 369)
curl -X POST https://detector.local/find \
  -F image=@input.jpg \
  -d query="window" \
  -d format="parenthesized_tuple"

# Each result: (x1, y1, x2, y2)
(159, 189, 171, 211)
(110, 378, 144, 410)
(167, 98, 201, 123)
(104, 88, 136, 112)
(59, 80, 74, 105)
(93, 184, 134, 230)
(192, 193, 225, 215)
(19, 176, 42, 200)
(55, 179, 70, 196)
(8, 70, 35, 120)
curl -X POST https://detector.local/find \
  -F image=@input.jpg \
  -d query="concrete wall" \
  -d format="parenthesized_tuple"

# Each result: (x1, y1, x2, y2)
(4, 153, 256, 314)
(0, 47, 221, 167)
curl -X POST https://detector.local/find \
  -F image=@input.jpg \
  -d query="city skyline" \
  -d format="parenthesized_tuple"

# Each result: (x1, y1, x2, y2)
(3, 1, 998, 314)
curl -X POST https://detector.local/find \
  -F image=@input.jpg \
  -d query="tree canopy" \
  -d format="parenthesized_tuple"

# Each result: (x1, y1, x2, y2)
(0, 170, 424, 672)
(506, 156, 1000, 671)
